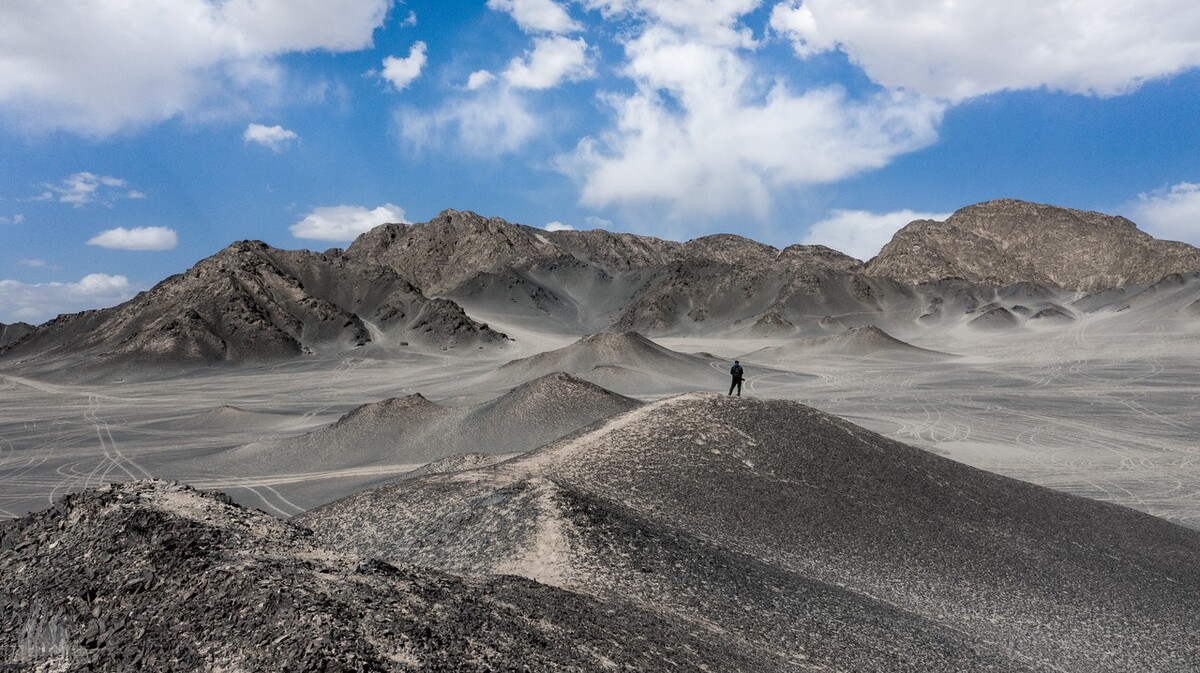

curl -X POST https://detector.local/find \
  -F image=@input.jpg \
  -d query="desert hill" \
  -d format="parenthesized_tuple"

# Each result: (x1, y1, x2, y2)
(747, 325, 951, 361)
(0, 480, 777, 671)
(0, 240, 507, 376)
(302, 393, 1200, 673)
(492, 331, 723, 395)
(218, 373, 640, 478)
(867, 199, 1200, 290)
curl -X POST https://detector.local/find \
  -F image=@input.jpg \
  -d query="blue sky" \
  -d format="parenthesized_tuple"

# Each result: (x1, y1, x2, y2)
(2, 0, 1200, 323)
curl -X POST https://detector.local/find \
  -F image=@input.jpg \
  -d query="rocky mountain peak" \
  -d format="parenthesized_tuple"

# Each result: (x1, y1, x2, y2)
(682, 234, 778, 265)
(866, 199, 1200, 290)
(777, 244, 866, 271)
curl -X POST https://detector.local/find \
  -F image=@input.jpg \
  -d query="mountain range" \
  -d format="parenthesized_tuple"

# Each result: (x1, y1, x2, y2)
(2, 199, 1199, 374)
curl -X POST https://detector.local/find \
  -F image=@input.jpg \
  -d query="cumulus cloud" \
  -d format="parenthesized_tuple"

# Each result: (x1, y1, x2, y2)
(802, 208, 952, 261)
(564, 22, 944, 218)
(585, 216, 614, 229)
(0, 213, 23, 225)
(503, 36, 594, 89)
(41, 173, 143, 208)
(243, 123, 299, 152)
(488, 0, 580, 34)
(0, 0, 391, 135)
(770, 0, 1200, 101)
(87, 226, 178, 251)
(1128, 182, 1200, 245)
(467, 70, 497, 90)
(396, 87, 539, 157)
(544, 221, 575, 231)
(381, 42, 428, 91)
(0, 273, 138, 323)
(290, 203, 408, 242)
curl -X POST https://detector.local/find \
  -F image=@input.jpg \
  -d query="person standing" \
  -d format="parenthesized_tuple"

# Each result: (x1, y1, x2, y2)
(729, 360, 744, 396)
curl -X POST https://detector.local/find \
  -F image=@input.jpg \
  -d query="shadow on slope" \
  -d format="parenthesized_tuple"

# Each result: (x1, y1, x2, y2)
(302, 393, 1200, 673)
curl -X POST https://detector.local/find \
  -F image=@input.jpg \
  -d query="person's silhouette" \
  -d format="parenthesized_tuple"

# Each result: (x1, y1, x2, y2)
(729, 360, 744, 396)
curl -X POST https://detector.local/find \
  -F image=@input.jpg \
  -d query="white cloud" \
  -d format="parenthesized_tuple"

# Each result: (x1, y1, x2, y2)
(544, 221, 575, 231)
(0, 213, 23, 225)
(802, 208, 952, 261)
(381, 42, 428, 91)
(0, 0, 392, 135)
(290, 203, 408, 242)
(564, 23, 944, 218)
(585, 216, 614, 229)
(243, 123, 299, 152)
(397, 87, 539, 157)
(585, 0, 760, 46)
(467, 70, 497, 90)
(0, 273, 138, 323)
(87, 226, 178, 251)
(770, 0, 1200, 101)
(503, 36, 594, 89)
(1128, 182, 1200, 245)
(488, 0, 580, 34)
(17, 259, 47, 268)
(42, 173, 143, 208)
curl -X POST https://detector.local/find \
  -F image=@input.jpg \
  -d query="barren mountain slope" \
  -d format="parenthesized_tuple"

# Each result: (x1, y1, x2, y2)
(303, 394, 1200, 673)
(867, 199, 1200, 290)
(0, 241, 505, 376)
(0, 481, 778, 672)
(0, 321, 34, 348)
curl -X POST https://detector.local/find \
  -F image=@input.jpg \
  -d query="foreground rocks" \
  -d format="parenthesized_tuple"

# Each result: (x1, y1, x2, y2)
(0, 481, 774, 672)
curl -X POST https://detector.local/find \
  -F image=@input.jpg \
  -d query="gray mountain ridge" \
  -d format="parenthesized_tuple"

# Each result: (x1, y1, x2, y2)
(3, 199, 1199, 372)
(0, 240, 508, 378)
(300, 393, 1200, 672)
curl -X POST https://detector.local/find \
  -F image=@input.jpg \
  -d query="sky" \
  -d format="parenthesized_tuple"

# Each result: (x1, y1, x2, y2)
(2, 0, 1200, 324)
